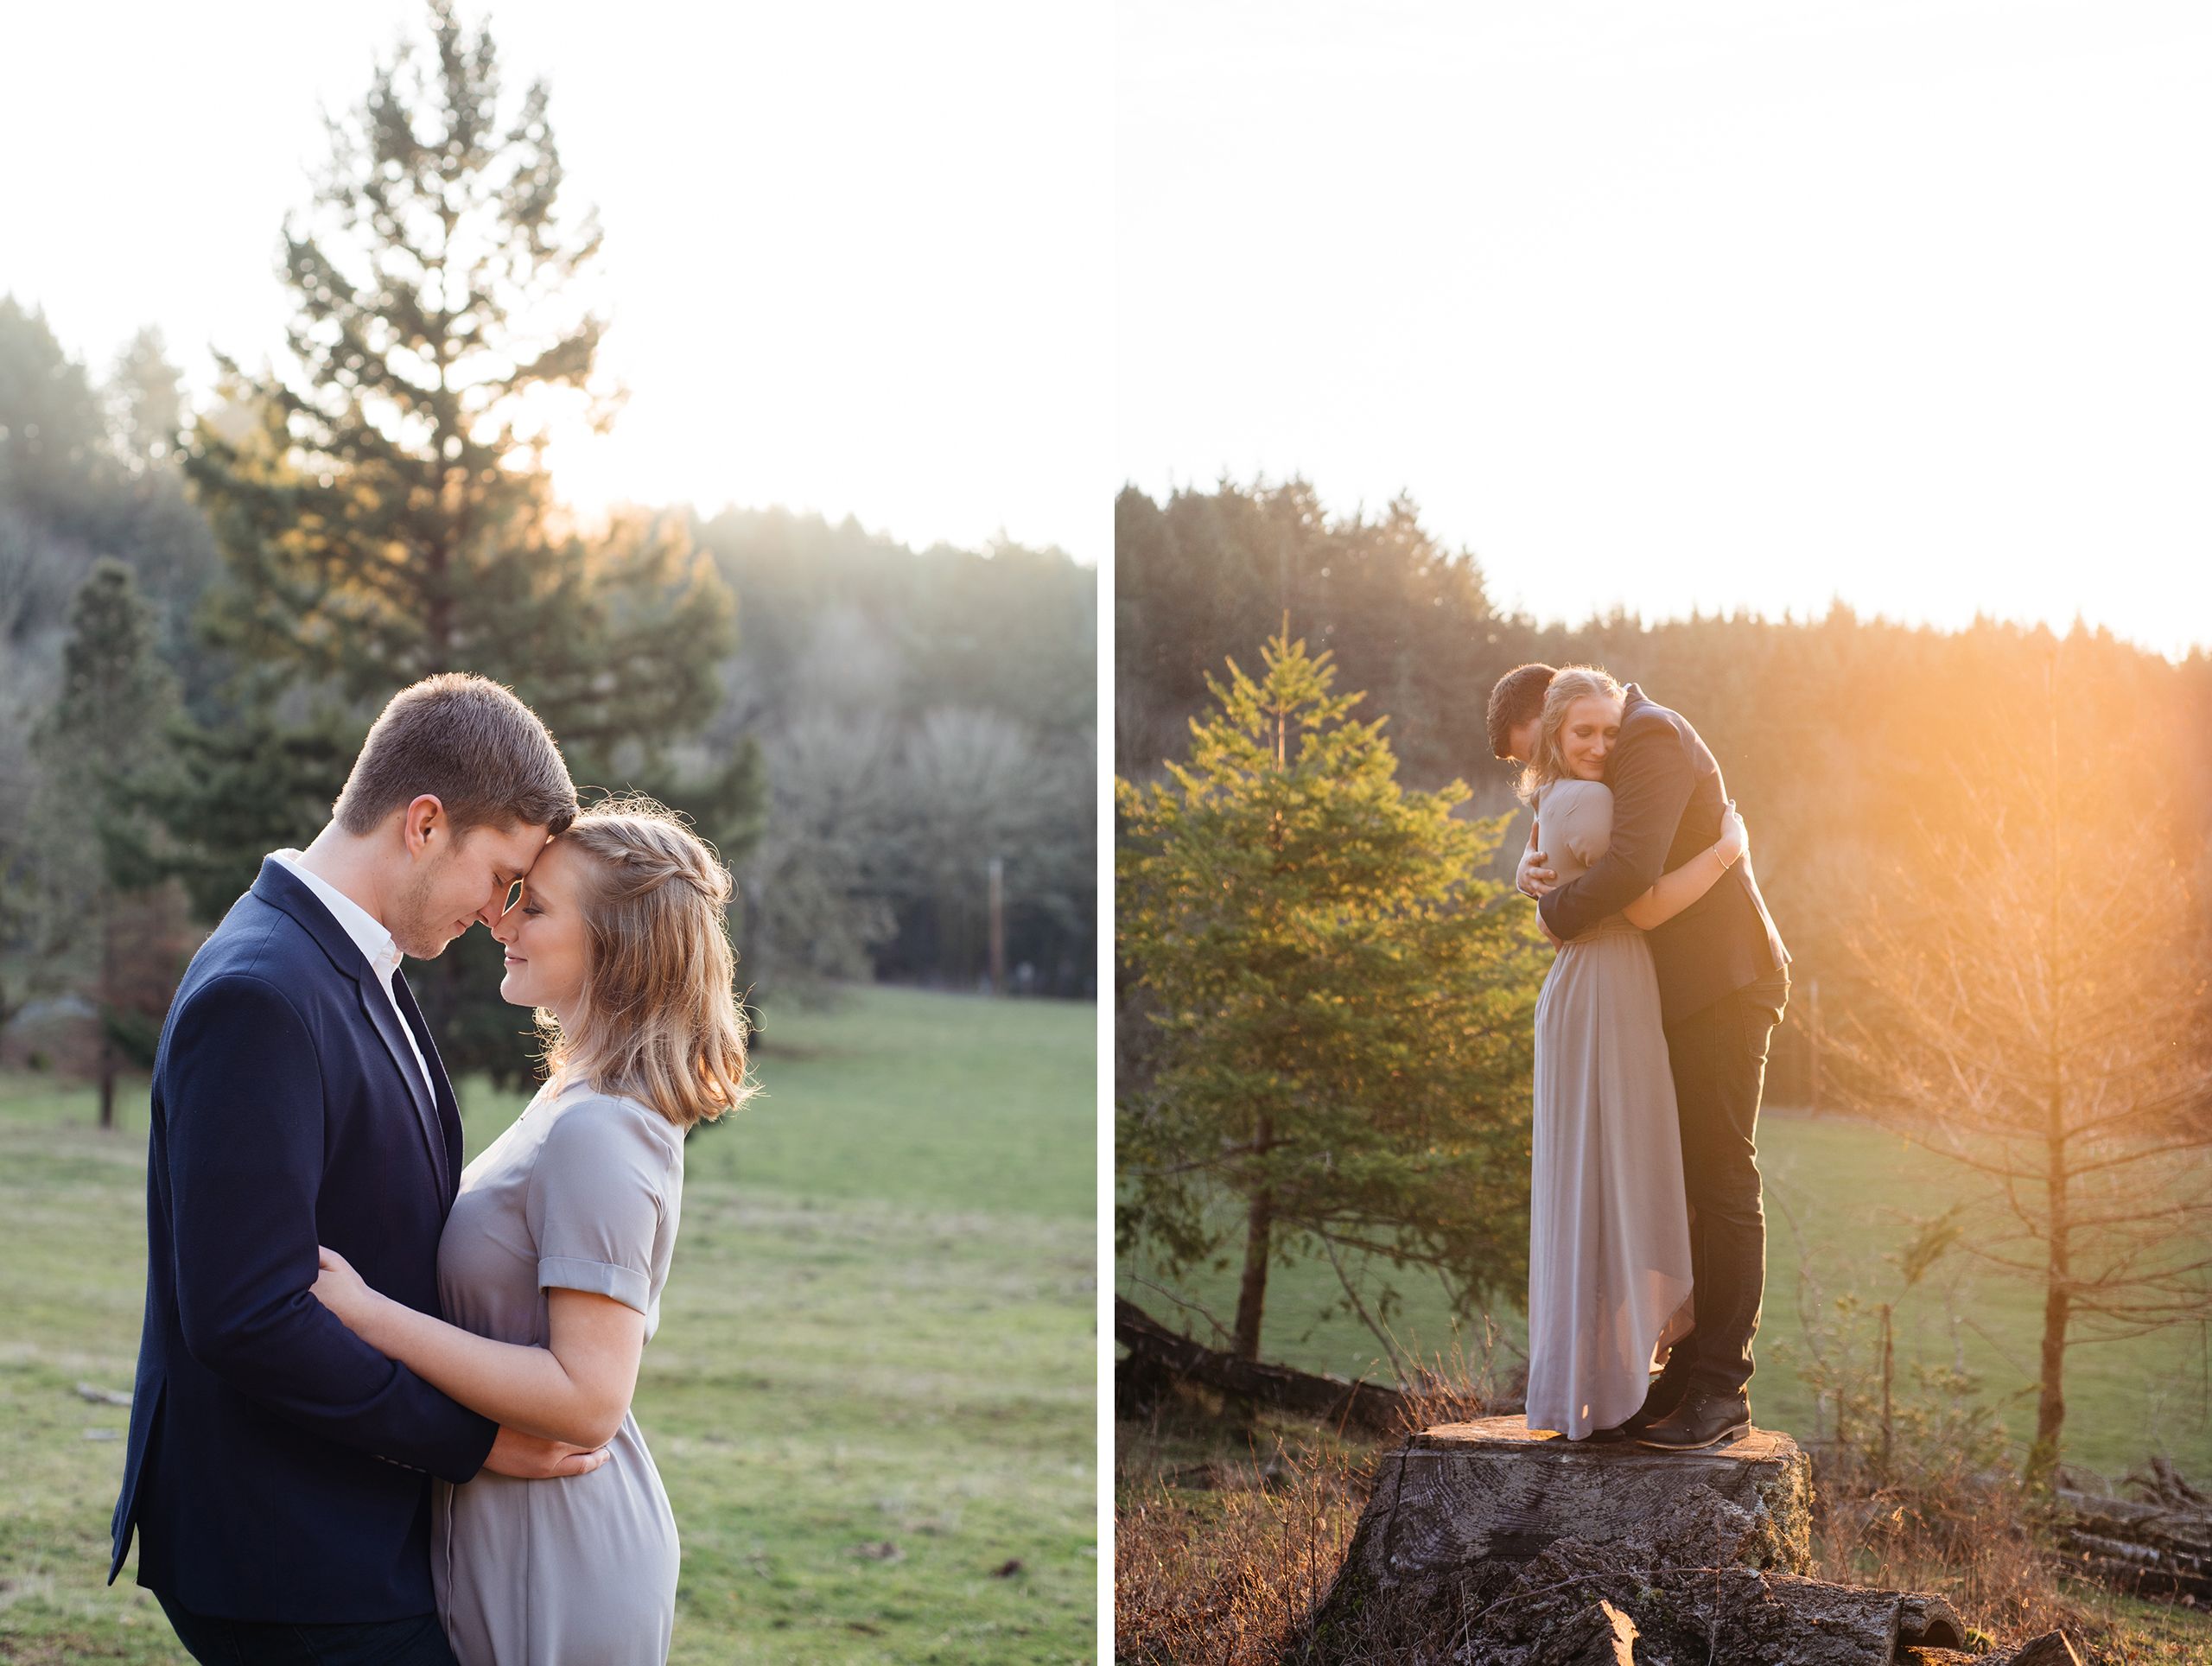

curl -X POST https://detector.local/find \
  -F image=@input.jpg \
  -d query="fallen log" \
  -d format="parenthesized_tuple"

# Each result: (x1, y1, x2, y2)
(2054, 1482, 2212, 1603)
(1114, 1297, 1422, 1434)
(2124, 1454, 2209, 1510)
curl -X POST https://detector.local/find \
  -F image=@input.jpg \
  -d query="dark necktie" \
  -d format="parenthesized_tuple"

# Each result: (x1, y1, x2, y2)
(388, 968, 453, 1197)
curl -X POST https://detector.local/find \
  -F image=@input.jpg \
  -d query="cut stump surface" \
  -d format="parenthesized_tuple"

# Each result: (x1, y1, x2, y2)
(1351, 1414, 1813, 1584)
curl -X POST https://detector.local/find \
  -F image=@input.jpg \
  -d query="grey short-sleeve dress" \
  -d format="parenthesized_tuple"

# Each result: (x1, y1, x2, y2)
(431, 1078, 687, 1665)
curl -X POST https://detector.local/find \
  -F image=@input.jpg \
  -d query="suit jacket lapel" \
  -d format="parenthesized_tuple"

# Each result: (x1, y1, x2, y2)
(250, 857, 452, 1199)
(358, 971, 451, 1201)
(387, 970, 463, 1204)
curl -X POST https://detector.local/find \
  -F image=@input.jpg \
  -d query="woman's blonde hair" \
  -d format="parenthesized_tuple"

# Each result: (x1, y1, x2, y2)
(1516, 664, 1625, 805)
(537, 796, 757, 1131)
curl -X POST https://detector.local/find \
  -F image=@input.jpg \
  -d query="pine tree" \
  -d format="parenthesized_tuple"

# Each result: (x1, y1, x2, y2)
(31, 560, 183, 1127)
(162, 0, 762, 1076)
(1116, 628, 1548, 1365)
(186, 0, 735, 734)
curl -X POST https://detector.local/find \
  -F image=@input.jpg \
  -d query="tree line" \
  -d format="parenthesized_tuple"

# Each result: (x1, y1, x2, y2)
(1117, 478, 2212, 1109)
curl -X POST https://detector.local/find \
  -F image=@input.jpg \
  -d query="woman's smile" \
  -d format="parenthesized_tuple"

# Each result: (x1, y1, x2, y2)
(1557, 693, 1622, 779)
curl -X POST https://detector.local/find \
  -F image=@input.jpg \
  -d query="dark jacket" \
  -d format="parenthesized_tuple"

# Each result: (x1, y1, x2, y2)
(109, 856, 497, 1621)
(1538, 684, 1789, 1025)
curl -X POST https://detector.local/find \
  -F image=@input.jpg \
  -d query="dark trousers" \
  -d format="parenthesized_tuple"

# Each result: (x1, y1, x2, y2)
(156, 1593, 459, 1666)
(1663, 963, 1789, 1398)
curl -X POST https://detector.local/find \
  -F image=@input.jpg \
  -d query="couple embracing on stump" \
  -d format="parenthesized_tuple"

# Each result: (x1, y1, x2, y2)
(1489, 664, 1791, 1450)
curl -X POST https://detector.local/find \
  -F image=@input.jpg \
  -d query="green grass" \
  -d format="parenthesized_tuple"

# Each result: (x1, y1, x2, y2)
(1120, 1107, 2212, 1484)
(0, 982, 1098, 1665)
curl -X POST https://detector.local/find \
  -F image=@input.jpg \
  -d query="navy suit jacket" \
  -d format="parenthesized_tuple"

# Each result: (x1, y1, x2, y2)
(1538, 684, 1789, 1026)
(109, 857, 498, 1621)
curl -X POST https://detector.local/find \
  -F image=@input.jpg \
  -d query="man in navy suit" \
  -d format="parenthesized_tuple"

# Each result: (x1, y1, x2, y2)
(1489, 664, 1790, 1453)
(111, 674, 600, 1665)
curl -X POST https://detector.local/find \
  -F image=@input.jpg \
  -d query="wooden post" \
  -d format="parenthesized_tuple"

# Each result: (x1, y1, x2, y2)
(1808, 976, 1822, 1115)
(1879, 1300, 1894, 1482)
(98, 893, 117, 1130)
(987, 855, 1006, 996)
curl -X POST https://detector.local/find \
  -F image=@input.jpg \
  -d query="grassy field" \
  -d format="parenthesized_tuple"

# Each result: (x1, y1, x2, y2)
(0, 982, 1097, 1665)
(1120, 1107, 2212, 1484)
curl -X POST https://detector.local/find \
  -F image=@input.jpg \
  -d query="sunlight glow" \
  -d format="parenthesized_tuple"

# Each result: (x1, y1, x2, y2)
(0, 1, 1108, 563)
(1119, 0, 2212, 655)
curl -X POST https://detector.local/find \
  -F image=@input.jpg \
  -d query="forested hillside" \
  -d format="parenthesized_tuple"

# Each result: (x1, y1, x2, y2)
(1116, 478, 2212, 1105)
(0, 294, 1096, 1087)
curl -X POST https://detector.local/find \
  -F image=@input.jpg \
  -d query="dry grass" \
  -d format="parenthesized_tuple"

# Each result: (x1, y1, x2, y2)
(1114, 1358, 1506, 1666)
(1805, 1447, 2212, 1665)
(1812, 1457, 2092, 1650)
(1115, 1399, 1372, 1666)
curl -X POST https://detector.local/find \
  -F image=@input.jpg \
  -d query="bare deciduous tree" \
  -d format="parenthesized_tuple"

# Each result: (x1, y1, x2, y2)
(1829, 650, 2212, 1486)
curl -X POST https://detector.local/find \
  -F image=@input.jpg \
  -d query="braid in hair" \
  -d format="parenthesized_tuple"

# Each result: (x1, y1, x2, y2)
(536, 795, 756, 1129)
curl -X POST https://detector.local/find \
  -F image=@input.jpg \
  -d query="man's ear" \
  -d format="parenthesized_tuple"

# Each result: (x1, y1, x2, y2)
(401, 794, 448, 859)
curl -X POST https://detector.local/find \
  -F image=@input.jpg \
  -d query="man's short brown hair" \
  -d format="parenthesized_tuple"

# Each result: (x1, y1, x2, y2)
(1485, 663, 1557, 760)
(333, 674, 577, 839)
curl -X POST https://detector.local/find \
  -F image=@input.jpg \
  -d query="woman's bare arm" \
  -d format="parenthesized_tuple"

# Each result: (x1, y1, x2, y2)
(1620, 802, 1747, 932)
(314, 1248, 644, 1448)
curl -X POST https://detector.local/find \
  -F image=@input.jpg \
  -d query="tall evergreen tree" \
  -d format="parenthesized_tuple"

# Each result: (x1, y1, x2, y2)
(0, 296, 111, 546)
(187, 0, 731, 736)
(1116, 629, 1547, 1365)
(165, 0, 761, 1075)
(0, 302, 220, 672)
(31, 560, 183, 1126)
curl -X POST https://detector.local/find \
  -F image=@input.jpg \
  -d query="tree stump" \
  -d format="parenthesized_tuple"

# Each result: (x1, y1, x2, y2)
(1339, 1415, 1814, 1587)
(1301, 1416, 1968, 1665)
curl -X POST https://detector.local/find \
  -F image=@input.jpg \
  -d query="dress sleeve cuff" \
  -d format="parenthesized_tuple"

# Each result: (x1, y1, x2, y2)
(538, 1256, 651, 1314)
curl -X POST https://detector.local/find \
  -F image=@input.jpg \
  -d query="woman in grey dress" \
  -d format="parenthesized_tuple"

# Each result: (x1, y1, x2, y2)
(310, 799, 755, 1664)
(1515, 669, 1747, 1441)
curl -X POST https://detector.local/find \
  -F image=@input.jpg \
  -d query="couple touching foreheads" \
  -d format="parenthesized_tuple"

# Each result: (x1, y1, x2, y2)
(109, 673, 753, 1666)
(1486, 664, 1791, 1450)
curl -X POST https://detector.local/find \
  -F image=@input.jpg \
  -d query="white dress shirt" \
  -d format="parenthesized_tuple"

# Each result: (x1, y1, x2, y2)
(270, 849, 435, 1105)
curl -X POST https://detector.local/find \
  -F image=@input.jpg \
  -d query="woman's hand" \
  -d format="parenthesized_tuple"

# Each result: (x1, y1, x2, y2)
(1714, 798, 1749, 868)
(1517, 819, 1556, 900)
(312, 1244, 389, 1340)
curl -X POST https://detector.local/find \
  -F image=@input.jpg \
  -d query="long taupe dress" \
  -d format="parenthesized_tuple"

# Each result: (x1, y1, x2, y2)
(432, 1078, 686, 1665)
(1524, 780, 1696, 1440)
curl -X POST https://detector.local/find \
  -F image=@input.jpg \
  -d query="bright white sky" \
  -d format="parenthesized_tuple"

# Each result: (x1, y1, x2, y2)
(1119, 0, 2212, 658)
(0, 2, 1109, 563)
